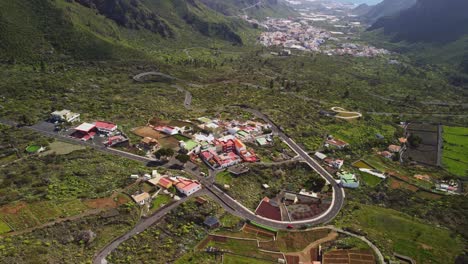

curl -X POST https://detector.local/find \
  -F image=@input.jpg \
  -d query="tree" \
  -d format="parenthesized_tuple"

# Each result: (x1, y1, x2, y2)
(408, 134, 422, 147)
(176, 154, 190, 163)
(305, 177, 326, 192)
(155, 148, 174, 159)
(343, 89, 350, 98)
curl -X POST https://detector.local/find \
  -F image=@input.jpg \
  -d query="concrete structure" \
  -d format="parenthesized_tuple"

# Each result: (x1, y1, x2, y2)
(131, 192, 150, 205)
(314, 152, 327, 160)
(50, 109, 80, 123)
(284, 193, 298, 204)
(338, 172, 359, 188)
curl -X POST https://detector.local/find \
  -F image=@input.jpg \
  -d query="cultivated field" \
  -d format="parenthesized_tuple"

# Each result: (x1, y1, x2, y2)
(404, 123, 441, 166)
(442, 126, 468, 177)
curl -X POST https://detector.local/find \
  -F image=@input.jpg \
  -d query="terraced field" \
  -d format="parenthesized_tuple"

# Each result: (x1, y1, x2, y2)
(442, 126, 468, 177)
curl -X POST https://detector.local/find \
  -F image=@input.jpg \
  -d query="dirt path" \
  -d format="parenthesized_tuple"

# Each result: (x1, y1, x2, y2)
(284, 231, 338, 263)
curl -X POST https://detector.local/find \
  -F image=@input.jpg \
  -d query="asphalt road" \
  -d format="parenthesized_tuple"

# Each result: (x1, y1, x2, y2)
(0, 110, 346, 261)
(92, 189, 208, 264)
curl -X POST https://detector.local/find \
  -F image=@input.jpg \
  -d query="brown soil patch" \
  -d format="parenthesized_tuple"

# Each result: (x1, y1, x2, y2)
(323, 249, 375, 264)
(243, 224, 276, 239)
(148, 118, 169, 127)
(131, 126, 164, 139)
(0, 202, 27, 214)
(285, 255, 300, 264)
(211, 235, 228, 242)
(85, 197, 118, 209)
(389, 179, 419, 192)
(196, 236, 212, 250)
(420, 243, 433, 250)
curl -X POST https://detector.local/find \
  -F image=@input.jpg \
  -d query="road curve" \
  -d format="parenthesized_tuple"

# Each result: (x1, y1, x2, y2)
(198, 106, 346, 229)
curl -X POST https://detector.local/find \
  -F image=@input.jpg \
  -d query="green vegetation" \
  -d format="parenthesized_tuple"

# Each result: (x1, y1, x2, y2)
(0, 207, 138, 263)
(150, 194, 172, 211)
(0, 220, 11, 234)
(218, 162, 326, 209)
(360, 172, 382, 187)
(109, 198, 222, 263)
(442, 126, 468, 177)
(335, 203, 464, 263)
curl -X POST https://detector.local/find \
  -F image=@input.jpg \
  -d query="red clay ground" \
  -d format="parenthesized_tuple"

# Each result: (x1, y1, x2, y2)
(132, 126, 164, 139)
(243, 224, 276, 239)
(0, 202, 27, 214)
(323, 249, 375, 264)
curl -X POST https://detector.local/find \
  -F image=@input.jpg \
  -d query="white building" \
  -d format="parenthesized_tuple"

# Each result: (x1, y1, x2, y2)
(50, 109, 80, 123)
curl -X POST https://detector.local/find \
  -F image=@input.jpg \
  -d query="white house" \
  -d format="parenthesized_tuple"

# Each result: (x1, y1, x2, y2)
(51, 109, 80, 123)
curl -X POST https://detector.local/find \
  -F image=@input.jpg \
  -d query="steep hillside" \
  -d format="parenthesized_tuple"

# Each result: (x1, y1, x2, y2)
(352, 4, 372, 16)
(0, 0, 145, 62)
(359, 0, 416, 23)
(366, 0, 468, 73)
(74, 0, 173, 37)
(0, 0, 272, 62)
(369, 0, 468, 43)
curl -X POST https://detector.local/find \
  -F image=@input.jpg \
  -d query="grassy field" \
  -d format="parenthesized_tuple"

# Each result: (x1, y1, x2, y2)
(442, 126, 468, 177)
(359, 172, 383, 187)
(41, 141, 85, 156)
(335, 203, 465, 263)
(150, 194, 172, 211)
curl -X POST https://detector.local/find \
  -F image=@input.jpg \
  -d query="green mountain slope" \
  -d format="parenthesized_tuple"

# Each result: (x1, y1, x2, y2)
(360, 0, 416, 23)
(365, 0, 468, 71)
(0, 0, 283, 62)
(0, 0, 145, 62)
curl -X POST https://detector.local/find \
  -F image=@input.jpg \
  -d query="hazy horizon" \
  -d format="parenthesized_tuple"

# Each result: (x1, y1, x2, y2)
(337, 0, 383, 5)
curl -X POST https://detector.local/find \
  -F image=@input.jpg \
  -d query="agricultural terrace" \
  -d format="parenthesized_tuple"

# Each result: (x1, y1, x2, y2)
(0, 207, 139, 263)
(442, 126, 468, 177)
(186, 222, 376, 264)
(334, 202, 464, 264)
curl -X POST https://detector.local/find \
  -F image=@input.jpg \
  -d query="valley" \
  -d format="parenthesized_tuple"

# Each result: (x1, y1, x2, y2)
(0, 0, 467, 264)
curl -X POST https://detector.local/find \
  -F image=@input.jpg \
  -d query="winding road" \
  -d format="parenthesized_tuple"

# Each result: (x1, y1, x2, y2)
(0, 106, 346, 264)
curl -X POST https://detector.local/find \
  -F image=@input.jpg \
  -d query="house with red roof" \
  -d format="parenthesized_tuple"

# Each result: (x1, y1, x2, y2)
(72, 123, 97, 141)
(105, 135, 128, 147)
(325, 138, 349, 149)
(388, 145, 401, 153)
(158, 177, 173, 189)
(94, 121, 118, 134)
(174, 178, 201, 196)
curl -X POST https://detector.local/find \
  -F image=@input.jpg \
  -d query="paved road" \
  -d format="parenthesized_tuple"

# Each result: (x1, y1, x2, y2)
(0, 119, 155, 165)
(93, 189, 208, 264)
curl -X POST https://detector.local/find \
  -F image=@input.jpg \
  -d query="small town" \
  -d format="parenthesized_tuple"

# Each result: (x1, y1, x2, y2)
(258, 14, 389, 57)
(0, 0, 466, 264)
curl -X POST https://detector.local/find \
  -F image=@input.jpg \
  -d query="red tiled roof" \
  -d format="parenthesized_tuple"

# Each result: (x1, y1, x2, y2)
(94, 121, 117, 130)
(175, 178, 200, 192)
(158, 177, 173, 189)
